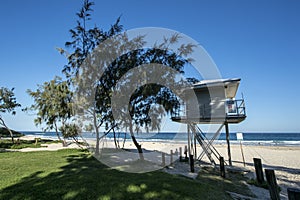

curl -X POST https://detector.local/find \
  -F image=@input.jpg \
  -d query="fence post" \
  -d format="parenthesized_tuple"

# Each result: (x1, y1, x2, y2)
(170, 150, 173, 165)
(253, 158, 264, 184)
(265, 169, 280, 200)
(179, 147, 182, 161)
(220, 156, 225, 178)
(190, 154, 194, 172)
(162, 152, 165, 167)
(287, 188, 300, 200)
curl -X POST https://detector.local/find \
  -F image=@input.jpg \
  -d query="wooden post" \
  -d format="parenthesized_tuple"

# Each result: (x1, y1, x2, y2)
(253, 158, 264, 184)
(194, 136, 197, 159)
(220, 156, 225, 178)
(170, 150, 173, 165)
(190, 154, 194, 172)
(187, 124, 191, 161)
(162, 152, 165, 167)
(190, 128, 194, 157)
(265, 169, 280, 200)
(225, 123, 232, 166)
(184, 145, 188, 159)
(179, 147, 182, 161)
(287, 188, 300, 200)
(240, 141, 245, 167)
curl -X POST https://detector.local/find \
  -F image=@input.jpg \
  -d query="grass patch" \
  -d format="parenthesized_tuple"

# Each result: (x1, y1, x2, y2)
(247, 178, 281, 192)
(0, 149, 253, 199)
(247, 179, 269, 189)
(197, 166, 255, 198)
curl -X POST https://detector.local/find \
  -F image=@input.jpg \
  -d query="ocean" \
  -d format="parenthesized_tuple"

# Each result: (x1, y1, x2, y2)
(21, 131, 300, 146)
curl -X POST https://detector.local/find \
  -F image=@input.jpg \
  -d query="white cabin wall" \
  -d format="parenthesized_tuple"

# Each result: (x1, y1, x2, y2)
(186, 86, 226, 121)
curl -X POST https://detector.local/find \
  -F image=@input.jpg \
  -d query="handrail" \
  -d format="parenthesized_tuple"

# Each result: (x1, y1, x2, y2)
(226, 99, 246, 116)
(172, 99, 246, 118)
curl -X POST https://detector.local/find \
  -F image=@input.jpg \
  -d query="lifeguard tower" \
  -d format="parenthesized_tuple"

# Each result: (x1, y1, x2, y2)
(172, 78, 246, 166)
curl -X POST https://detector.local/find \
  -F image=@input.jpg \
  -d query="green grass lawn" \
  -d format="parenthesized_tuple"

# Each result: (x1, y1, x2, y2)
(0, 149, 254, 200)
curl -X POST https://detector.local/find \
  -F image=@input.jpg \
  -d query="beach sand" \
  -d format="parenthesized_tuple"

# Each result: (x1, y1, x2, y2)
(12, 135, 82, 152)
(14, 136, 300, 199)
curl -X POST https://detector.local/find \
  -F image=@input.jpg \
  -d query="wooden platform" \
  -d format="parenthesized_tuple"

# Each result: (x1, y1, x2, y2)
(171, 114, 246, 124)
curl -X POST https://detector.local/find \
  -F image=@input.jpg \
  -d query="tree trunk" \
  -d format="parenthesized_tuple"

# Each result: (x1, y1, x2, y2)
(93, 111, 100, 156)
(54, 123, 62, 141)
(0, 118, 14, 143)
(113, 129, 119, 149)
(122, 132, 127, 148)
(95, 128, 100, 156)
(129, 122, 144, 160)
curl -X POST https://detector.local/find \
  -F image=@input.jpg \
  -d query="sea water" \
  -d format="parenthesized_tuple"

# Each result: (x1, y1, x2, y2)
(21, 131, 300, 146)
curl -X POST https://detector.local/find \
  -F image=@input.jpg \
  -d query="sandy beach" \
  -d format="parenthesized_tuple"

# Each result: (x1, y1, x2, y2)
(14, 136, 300, 199)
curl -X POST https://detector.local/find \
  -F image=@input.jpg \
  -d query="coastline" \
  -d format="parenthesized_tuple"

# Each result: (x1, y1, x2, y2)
(20, 131, 300, 147)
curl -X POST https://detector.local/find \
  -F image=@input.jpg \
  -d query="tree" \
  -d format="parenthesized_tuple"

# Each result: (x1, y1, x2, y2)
(0, 87, 21, 143)
(58, 0, 127, 155)
(107, 44, 192, 160)
(26, 77, 73, 142)
(60, 123, 81, 144)
(60, 0, 195, 159)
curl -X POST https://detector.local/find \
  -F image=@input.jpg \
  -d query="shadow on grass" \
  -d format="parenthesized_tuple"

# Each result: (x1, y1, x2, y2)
(0, 150, 247, 200)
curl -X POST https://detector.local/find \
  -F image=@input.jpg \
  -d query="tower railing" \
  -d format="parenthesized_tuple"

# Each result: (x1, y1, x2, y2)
(171, 99, 246, 120)
(226, 99, 246, 117)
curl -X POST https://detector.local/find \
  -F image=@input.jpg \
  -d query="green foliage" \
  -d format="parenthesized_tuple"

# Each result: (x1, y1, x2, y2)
(60, 123, 81, 139)
(10, 142, 42, 149)
(58, 0, 125, 154)
(59, 0, 194, 145)
(56, 0, 198, 160)
(26, 76, 73, 135)
(0, 138, 59, 149)
(0, 127, 23, 137)
(247, 178, 269, 189)
(247, 178, 281, 191)
(0, 87, 21, 143)
(60, 0, 123, 79)
(0, 149, 252, 199)
(0, 87, 21, 115)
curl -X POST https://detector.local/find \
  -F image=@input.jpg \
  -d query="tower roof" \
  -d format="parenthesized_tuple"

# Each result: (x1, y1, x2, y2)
(192, 78, 241, 99)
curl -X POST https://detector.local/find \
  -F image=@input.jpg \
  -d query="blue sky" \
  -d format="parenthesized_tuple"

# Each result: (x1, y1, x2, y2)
(0, 0, 299, 132)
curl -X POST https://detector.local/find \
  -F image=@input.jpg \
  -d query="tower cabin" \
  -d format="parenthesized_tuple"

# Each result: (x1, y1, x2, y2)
(171, 78, 246, 166)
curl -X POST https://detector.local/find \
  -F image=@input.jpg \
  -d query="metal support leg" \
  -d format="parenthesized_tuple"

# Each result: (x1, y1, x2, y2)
(225, 123, 232, 166)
